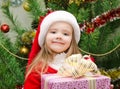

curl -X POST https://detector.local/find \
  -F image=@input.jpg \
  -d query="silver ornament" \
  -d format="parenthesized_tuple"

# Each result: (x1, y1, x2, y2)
(10, 0, 23, 7)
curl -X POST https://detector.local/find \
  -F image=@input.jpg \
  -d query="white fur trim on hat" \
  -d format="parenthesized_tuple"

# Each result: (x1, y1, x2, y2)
(38, 10, 81, 47)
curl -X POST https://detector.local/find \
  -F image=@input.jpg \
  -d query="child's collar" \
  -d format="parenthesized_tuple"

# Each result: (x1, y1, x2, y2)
(49, 52, 66, 70)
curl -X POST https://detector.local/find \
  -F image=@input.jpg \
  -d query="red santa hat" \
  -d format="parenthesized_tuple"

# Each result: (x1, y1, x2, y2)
(28, 10, 81, 65)
(38, 10, 81, 47)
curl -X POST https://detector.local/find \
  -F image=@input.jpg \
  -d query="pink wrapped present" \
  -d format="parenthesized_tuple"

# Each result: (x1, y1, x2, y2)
(41, 74, 111, 89)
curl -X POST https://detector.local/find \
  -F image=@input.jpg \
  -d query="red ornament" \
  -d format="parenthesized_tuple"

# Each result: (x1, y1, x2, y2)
(0, 24, 10, 33)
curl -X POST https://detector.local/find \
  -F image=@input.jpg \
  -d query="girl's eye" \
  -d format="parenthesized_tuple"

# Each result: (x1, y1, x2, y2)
(50, 31, 56, 34)
(63, 33, 69, 36)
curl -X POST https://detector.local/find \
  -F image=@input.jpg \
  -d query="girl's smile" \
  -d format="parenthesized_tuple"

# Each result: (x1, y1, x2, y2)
(52, 40, 64, 45)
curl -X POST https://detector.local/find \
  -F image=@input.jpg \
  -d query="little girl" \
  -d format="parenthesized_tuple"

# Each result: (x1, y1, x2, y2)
(24, 10, 81, 89)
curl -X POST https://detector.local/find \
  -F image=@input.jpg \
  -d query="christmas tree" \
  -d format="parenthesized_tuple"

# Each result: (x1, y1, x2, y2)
(0, 0, 120, 88)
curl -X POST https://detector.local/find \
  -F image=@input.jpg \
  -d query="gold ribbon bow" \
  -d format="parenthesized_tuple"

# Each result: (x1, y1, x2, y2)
(57, 54, 100, 78)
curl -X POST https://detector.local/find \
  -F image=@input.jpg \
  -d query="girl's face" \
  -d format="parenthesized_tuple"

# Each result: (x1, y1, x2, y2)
(45, 21, 73, 55)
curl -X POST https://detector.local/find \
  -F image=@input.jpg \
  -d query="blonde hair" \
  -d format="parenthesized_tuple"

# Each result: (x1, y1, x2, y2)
(25, 29, 80, 79)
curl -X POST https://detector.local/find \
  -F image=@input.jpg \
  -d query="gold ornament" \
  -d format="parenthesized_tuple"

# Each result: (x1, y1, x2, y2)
(21, 30, 35, 45)
(23, 2, 31, 11)
(30, 31, 36, 38)
(20, 46, 29, 55)
(2, 1, 9, 8)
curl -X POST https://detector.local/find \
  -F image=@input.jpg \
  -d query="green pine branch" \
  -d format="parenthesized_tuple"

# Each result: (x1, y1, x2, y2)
(26, 0, 45, 20)
(0, 33, 25, 88)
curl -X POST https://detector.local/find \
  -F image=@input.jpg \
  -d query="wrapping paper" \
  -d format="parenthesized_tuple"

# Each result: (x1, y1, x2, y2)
(41, 74, 111, 89)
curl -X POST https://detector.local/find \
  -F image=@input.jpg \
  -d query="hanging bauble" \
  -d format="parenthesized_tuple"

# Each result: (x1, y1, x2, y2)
(10, 0, 23, 7)
(21, 32, 32, 45)
(19, 46, 29, 55)
(21, 30, 35, 45)
(30, 30, 36, 38)
(23, 2, 31, 11)
(0, 24, 10, 33)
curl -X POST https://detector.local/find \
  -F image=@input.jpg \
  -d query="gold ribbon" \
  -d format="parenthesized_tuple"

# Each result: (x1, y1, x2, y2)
(86, 77, 96, 89)
(58, 54, 99, 78)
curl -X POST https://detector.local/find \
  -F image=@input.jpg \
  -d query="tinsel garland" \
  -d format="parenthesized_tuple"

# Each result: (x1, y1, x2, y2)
(79, 7, 120, 34)
(69, 0, 97, 5)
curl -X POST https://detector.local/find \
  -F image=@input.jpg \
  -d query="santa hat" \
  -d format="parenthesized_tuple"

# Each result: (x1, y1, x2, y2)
(38, 10, 81, 47)
(28, 10, 81, 65)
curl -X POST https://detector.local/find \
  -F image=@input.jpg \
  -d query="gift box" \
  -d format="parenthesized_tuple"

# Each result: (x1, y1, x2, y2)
(41, 74, 111, 89)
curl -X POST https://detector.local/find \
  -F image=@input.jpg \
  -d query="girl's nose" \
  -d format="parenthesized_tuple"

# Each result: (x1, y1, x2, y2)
(56, 33, 62, 39)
